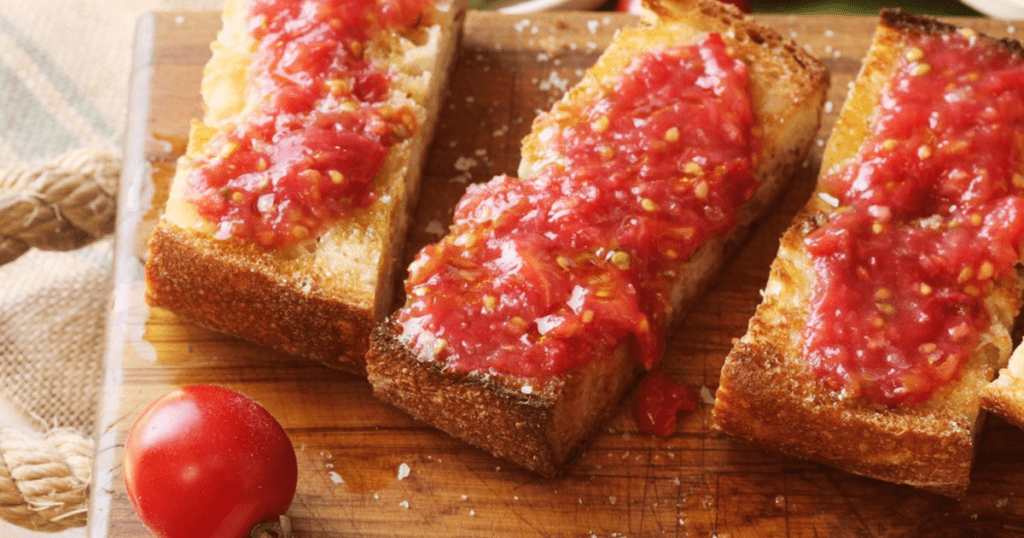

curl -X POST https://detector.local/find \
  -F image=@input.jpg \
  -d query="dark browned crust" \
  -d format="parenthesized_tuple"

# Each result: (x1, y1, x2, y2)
(146, 224, 373, 373)
(368, 320, 645, 476)
(878, 8, 961, 38)
(713, 11, 1024, 499)
(647, 0, 826, 78)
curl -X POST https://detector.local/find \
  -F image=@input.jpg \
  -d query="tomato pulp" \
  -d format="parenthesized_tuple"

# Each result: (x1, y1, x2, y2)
(397, 35, 757, 380)
(803, 30, 1024, 406)
(184, 0, 432, 249)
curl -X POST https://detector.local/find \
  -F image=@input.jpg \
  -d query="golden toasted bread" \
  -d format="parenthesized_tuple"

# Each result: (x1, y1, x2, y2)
(713, 10, 1024, 499)
(983, 343, 1024, 429)
(145, 0, 465, 373)
(367, 0, 828, 476)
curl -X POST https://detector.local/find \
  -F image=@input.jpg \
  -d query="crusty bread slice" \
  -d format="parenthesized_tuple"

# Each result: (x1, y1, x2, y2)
(367, 0, 828, 477)
(712, 10, 1024, 499)
(145, 0, 465, 373)
(982, 343, 1024, 429)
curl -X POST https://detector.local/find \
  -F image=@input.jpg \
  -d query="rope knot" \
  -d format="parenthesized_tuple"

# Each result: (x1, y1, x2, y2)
(0, 147, 120, 266)
(0, 428, 93, 531)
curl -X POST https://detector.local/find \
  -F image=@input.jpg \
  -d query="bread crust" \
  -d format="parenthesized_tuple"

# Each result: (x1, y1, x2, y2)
(982, 340, 1024, 429)
(145, 0, 466, 373)
(712, 9, 1024, 499)
(367, 0, 828, 476)
(147, 224, 378, 366)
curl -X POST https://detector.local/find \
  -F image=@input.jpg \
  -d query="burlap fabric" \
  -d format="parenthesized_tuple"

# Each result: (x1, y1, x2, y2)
(0, 0, 220, 534)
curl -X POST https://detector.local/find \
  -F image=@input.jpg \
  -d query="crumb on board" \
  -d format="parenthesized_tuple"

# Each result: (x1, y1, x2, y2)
(425, 219, 446, 236)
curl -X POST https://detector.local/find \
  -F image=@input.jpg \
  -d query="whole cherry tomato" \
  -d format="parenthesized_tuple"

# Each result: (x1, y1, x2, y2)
(123, 384, 298, 538)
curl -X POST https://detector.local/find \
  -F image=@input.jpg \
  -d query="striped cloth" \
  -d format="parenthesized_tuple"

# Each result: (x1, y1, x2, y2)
(0, 0, 222, 164)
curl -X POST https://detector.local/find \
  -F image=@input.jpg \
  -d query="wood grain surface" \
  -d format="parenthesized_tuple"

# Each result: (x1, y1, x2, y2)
(91, 9, 1024, 538)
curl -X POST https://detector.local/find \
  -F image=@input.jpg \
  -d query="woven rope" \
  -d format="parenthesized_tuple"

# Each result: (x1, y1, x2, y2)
(0, 145, 120, 531)
(0, 428, 93, 532)
(0, 147, 120, 266)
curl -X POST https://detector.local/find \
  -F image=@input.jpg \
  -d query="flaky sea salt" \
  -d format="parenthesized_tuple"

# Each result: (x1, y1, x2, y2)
(538, 71, 570, 92)
(818, 192, 840, 207)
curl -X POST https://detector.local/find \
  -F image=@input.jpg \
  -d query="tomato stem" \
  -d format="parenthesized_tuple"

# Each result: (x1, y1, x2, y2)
(250, 515, 292, 538)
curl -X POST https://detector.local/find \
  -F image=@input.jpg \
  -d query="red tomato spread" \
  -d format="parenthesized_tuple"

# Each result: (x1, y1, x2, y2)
(633, 369, 698, 437)
(804, 29, 1024, 406)
(397, 34, 757, 380)
(184, 0, 431, 248)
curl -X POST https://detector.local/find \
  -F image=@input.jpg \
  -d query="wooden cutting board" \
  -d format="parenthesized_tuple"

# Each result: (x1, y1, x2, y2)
(91, 9, 1024, 538)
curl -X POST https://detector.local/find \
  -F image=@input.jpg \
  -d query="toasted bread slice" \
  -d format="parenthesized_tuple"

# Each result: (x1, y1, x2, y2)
(982, 343, 1024, 428)
(367, 0, 828, 476)
(713, 10, 1024, 498)
(145, 0, 465, 373)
